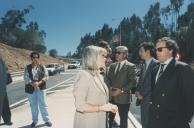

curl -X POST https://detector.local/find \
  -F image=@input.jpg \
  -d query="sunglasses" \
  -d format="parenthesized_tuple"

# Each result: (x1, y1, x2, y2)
(31, 56, 39, 59)
(155, 47, 168, 52)
(116, 51, 122, 55)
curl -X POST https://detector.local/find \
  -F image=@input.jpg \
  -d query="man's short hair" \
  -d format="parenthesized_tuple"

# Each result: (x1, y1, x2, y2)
(157, 37, 179, 57)
(116, 46, 128, 58)
(139, 42, 155, 57)
(98, 40, 109, 49)
(30, 52, 40, 58)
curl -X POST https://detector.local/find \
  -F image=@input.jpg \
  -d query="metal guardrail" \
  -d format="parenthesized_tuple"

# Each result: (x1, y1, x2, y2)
(10, 76, 75, 109)
(128, 111, 142, 128)
(10, 71, 24, 77)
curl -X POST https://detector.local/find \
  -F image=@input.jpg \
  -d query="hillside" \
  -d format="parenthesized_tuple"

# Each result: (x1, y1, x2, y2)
(0, 43, 66, 72)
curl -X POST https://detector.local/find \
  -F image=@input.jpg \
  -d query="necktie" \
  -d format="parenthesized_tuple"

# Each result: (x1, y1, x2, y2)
(158, 64, 165, 79)
(115, 62, 121, 75)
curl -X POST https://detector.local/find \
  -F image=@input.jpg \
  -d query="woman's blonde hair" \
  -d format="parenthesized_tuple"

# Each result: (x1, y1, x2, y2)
(82, 45, 107, 70)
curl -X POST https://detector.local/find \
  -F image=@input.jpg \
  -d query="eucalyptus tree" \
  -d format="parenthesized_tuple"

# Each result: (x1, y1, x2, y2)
(161, 0, 184, 32)
(0, 5, 34, 44)
(176, 2, 194, 63)
(144, 2, 168, 42)
(94, 24, 113, 44)
(49, 49, 58, 58)
(76, 33, 94, 58)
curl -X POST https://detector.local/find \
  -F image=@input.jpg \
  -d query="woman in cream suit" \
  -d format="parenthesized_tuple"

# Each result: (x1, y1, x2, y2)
(73, 45, 118, 128)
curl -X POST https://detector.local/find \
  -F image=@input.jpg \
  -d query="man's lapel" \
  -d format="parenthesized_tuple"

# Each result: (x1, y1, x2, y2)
(153, 59, 176, 94)
(115, 60, 127, 78)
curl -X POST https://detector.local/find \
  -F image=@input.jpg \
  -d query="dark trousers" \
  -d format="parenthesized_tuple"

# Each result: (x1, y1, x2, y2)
(140, 97, 150, 128)
(2, 93, 11, 123)
(109, 101, 130, 128)
(0, 90, 6, 122)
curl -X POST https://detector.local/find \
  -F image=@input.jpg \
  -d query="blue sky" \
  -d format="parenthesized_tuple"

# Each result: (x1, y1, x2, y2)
(0, 0, 188, 56)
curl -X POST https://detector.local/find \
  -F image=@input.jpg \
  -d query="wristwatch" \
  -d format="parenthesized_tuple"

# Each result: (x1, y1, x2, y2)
(121, 88, 124, 93)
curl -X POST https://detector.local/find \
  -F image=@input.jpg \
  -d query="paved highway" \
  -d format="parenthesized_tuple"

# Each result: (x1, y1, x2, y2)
(7, 69, 194, 127)
(7, 70, 78, 106)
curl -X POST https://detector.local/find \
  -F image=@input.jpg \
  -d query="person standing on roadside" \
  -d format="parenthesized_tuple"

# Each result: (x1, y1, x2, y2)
(0, 56, 13, 126)
(148, 37, 194, 128)
(98, 40, 113, 75)
(24, 52, 52, 128)
(98, 40, 113, 128)
(73, 45, 118, 128)
(135, 42, 158, 128)
(106, 46, 136, 128)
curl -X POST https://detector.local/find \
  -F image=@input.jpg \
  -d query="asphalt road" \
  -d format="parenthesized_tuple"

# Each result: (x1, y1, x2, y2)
(7, 69, 194, 127)
(130, 95, 194, 127)
(7, 70, 78, 105)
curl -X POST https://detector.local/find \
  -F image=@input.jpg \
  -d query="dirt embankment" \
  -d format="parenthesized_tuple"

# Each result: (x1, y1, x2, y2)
(0, 43, 66, 72)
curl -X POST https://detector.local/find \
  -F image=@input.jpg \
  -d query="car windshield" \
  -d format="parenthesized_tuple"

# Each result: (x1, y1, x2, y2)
(71, 61, 79, 64)
(46, 64, 54, 68)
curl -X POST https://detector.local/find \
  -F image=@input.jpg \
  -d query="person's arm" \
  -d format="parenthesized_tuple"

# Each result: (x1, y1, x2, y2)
(6, 72, 12, 85)
(36, 65, 49, 86)
(84, 103, 117, 113)
(0, 58, 7, 86)
(42, 65, 49, 81)
(73, 71, 92, 113)
(73, 70, 117, 113)
(24, 66, 32, 85)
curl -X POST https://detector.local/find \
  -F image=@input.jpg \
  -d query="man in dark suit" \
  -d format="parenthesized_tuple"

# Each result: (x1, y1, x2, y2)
(148, 37, 194, 128)
(0, 56, 12, 126)
(135, 42, 158, 128)
(1, 68, 13, 125)
(106, 46, 136, 128)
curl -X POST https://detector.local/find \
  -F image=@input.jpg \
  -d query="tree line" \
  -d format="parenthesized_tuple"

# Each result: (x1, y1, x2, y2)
(74, 0, 194, 64)
(0, 5, 49, 53)
(0, 5, 59, 57)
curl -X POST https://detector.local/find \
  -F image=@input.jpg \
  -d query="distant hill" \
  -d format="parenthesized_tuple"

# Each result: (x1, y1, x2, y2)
(0, 43, 66, 72)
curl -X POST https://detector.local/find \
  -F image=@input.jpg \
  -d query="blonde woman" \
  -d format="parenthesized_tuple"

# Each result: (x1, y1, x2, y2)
(73, 45, 118, 128)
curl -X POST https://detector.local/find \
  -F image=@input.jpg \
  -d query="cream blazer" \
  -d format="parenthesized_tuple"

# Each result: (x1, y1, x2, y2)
(73, 70, 109, 128)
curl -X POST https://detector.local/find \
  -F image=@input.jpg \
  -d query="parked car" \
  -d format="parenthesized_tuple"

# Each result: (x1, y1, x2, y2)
(57, 64, 65, 72)
(67, 61, 80, 69)
(45, 63, 59, 76)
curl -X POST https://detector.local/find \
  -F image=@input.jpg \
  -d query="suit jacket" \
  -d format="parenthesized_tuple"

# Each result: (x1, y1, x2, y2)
(106, 60, 136, 104)
(73, 70, 109, 128)
(0, 57, 7, 91)
(137, 58, 158, 99)
(148, 59, 194, 128)
(0, 57, 7, 117)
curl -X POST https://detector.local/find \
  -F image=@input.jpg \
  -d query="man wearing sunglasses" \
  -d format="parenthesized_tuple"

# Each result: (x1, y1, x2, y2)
(106, 46, 136, 128)
(24, 52, 52, 127)
(148, 37, 194, 128)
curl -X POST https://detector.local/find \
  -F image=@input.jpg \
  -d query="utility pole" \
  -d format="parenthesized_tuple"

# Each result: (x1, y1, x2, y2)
(112, 18, 122, 46)
(119, 25, 122, 46)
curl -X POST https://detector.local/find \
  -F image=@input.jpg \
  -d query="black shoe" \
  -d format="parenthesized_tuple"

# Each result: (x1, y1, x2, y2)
(5, 121, 13, 125)
(30, 122, 37, 128)
(45, 121, 52, 127)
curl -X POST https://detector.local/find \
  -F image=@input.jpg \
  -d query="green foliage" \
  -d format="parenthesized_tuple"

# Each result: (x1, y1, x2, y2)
(0, 5, 47, 53)
(49, 49, 58, 58)
(66, 51, 72, 57)
(176, 2, 194, 63)
(75, 1, 194, 63)
(75, 24, 113, 58)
